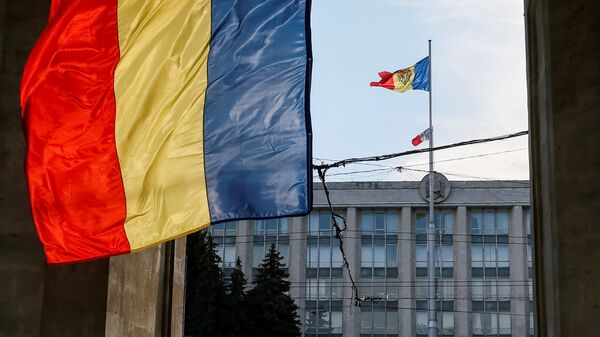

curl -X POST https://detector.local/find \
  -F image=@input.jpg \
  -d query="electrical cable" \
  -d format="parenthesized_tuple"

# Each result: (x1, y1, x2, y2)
(312, 131, 529, 306)
(312, 130, 528, 171)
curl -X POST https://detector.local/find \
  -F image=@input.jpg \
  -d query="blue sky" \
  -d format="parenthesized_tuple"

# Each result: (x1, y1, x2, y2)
(309, 0, 529, 182)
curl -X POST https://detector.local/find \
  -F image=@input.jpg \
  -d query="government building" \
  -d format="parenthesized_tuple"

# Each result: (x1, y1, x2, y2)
(201, 180, 533, 337)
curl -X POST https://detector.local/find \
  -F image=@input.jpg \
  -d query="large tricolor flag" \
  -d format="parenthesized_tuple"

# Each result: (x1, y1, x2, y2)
(21, 0, 312, 264)
(370, 57, 430, 93)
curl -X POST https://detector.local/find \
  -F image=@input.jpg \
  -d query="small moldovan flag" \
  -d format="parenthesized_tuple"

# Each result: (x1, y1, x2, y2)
(412, 128, 431, 146)
(370, 57, 430, 93)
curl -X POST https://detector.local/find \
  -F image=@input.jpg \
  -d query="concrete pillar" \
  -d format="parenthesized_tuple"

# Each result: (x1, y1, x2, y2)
(105, 246, 167, 337)
(0, 1, 112, 337)
(0, 0, 6, 67)
(398, 206, 414, 337)
(236, 220, 253, 278)
(509, 206, 528, 337)
(454, 206, 470, 337)
(526, 1, 600, 336)
(342, 207, 359, 337)
(170, 238, 187, 337)
(0, 1, 46, 336)
(40, 261, 110, 337)
(289, 215, 307, 326)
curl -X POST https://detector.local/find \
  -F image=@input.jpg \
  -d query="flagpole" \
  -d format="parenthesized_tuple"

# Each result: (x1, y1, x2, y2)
(426, 39, 438, 337)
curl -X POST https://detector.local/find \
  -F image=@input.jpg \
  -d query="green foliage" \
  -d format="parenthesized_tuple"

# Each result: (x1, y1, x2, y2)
(185, 237, 299, 337)
(184, 231, 227, 337)
(244, 244, 301, 337)
(225, 257, 248, 337)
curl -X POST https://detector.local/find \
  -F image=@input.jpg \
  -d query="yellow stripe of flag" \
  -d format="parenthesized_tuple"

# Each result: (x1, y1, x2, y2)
(114, 0, 212, 250)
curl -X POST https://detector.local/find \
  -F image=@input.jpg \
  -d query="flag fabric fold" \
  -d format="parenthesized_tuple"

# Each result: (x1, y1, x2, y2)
(370, 57, 430, 93)
(21, 0, 312, 264)
(412, 128, 431, 146)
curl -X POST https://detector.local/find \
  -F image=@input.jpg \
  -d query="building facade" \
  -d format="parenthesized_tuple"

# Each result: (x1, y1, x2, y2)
(203, 181, 533, 337)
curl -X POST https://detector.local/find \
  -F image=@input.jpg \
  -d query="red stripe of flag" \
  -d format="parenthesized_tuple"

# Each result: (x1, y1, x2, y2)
(21, 0, 130, 263)
(369, 71, 395, 90)
(412, 135, 424, 146)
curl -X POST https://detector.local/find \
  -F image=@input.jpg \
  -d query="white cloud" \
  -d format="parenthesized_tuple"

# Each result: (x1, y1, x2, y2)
(385, 0, 523, 25)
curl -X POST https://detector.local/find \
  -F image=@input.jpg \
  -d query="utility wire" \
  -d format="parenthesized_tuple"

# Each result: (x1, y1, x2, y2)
(312, 130, 529, 306)
(313, 166, 530, 184)
(400, 167, 530, 185)
(296, 304, 534, 318)
(313, 149, 529, 185)
(213, 229, 534, 239)
(211, 235, 532, 245)
(313, 130, 528, 171)
(293, 295, 532, 300)
(401, 148, 528, 168)
(316, 167, 361, 306)
(210, 227, 534, 241)
(290, 284, 532, 289)
(313, 147, 528, 173)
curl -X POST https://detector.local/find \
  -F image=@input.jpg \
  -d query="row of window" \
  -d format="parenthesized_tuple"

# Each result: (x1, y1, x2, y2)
(308, 209, 509, 235)
(206, 208, 531, 337)
(210, 210, 513, 261)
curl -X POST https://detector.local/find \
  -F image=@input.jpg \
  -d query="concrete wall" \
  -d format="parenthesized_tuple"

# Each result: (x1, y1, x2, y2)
(525, 0, 600, 336)
(228, 183, 532, 337)
(0, 1, 111, 336)
(1, 0, 41, 335)
(0, 1, 47, 335)
(313, 181, 530, 208)
(105, 240, 184, 337)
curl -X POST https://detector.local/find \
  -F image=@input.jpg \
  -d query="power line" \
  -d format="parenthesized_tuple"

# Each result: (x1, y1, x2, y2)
(312, 164, 530, 183)
(293, 295, 532, 300)
(296, 304, 534, 318)
(312, 153, 531, 183)
(287, 280, 532, 285)
(311, 131, 529, 307)
(314, 167, 391, 178)
(399, 167, 530, 185)
(313, 147, 528, 172)
(313, 130, 528, 171)
(313, 166, 531, 184)
(401, 148, 528, 168)
(209, 235, 532, 246)
(315, 167, 361, 305)
(208, 228, 534, 241)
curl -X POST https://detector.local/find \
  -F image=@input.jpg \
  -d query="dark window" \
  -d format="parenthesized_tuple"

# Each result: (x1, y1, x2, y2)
(498, 267, 510, 278)
(499, 301, 511, 312)
(485, 267, 497, 277)
(486, 301, 498, 311)
(472, 301, 484, 311)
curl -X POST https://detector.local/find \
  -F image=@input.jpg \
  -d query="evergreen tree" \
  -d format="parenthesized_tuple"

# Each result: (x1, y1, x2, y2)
(244, 244, 301, 337)
(225, 257, 248, 337)
(184, 232, 227, 337)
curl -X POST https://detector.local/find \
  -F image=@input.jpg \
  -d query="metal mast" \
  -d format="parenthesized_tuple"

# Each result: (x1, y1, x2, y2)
(426, 39, 438, 337)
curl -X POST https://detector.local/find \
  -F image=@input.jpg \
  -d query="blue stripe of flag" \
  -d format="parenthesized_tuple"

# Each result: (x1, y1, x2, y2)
(412, 56, 430, 92)
(203, 0, 312, 222)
